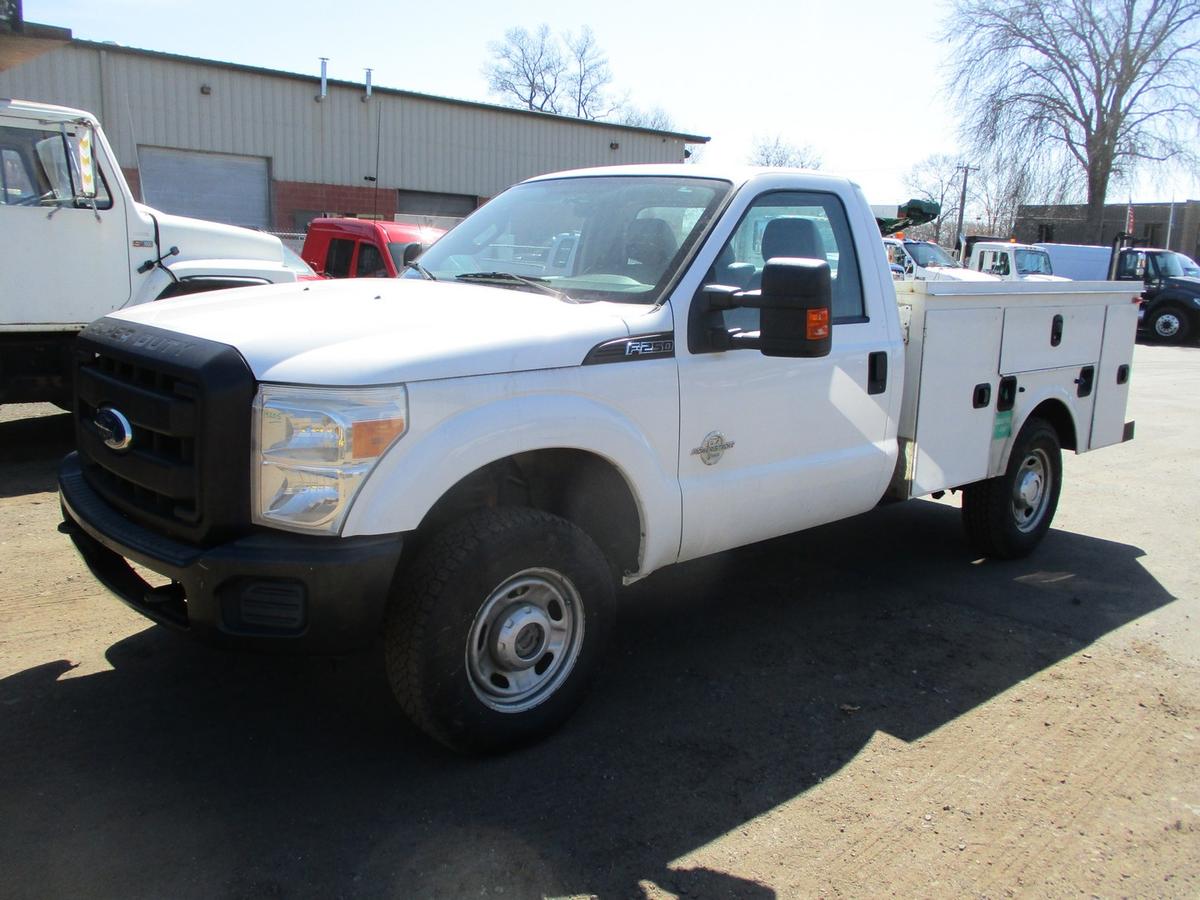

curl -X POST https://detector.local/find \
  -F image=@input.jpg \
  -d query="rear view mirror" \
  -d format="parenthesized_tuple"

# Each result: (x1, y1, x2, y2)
(72, 126, 98, 199)
(755, 258, 832, 358)
(401, 241, 425, 267)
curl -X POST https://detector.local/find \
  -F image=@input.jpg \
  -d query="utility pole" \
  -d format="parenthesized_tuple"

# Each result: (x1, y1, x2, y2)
(953, 164, 978, 257)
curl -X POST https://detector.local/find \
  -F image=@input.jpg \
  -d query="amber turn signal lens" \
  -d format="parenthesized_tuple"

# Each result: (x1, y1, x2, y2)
(351, 417, 406, 458)
(807, 308, 830, 340)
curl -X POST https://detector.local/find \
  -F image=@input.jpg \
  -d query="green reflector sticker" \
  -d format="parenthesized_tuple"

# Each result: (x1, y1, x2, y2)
(993, 410, 1013, 440)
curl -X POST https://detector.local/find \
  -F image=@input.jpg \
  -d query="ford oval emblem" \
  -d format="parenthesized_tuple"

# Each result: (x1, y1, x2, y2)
(94, 406, 134, 451)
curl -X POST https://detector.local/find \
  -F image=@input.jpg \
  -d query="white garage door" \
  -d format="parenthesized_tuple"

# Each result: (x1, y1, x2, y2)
(139, 147, 269, 229)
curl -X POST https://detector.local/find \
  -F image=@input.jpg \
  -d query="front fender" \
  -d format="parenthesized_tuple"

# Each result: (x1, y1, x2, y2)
(341, 380, 682, 578)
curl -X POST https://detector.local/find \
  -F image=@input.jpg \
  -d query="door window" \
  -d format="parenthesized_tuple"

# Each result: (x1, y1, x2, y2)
(705, 191, 865, 331)
(356, 242, 389, 277)
(0, 124, 111, 208)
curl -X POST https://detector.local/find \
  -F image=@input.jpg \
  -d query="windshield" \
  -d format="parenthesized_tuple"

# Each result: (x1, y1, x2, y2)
(1176, 253, 1200, 277)
(1151, 251, 1187, 278)
(905, 241, 960, 268)
(1015, 249, 1053, 276)
(404, 175, 731, 302)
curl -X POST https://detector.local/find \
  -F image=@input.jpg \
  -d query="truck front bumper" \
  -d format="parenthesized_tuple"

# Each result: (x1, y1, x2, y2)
(58, 452, 404, 653)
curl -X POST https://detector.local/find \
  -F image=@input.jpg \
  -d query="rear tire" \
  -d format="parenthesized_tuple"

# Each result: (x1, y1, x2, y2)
(962, 416, 1062, 559)
(385, 507, 613, 754)
(1147, 303, 1191, 344)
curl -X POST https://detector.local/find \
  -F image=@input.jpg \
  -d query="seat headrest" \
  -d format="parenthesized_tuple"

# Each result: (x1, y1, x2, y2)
(626, 218, 678, 267)
(761, 217, 824, 263)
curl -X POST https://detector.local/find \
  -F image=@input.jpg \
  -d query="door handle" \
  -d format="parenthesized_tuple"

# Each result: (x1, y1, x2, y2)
(867, 351, 887, 395)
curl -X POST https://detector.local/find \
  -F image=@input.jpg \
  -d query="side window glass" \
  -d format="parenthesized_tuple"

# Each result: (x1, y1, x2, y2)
(325, 238, 356, 277)
(355, 242, 388, 278)
(1, 147, 35, 203)
(704, 190, 865, 332)
(0, 124, 112, 209)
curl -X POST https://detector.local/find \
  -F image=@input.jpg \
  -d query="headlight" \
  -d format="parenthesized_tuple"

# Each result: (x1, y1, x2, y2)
(252, 384, 408, 534)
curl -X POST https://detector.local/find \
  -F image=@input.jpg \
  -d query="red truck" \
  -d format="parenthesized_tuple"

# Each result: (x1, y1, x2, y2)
(301, 218, 444, 278)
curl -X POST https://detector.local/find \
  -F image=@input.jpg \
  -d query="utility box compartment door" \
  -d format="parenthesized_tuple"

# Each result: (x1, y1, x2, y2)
(1089, 302, 1138, 450)
(1000, 305, 1105, 374)
(912, 306, 1003, 495)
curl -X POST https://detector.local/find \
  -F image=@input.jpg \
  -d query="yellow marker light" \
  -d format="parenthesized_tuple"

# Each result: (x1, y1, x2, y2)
(351, 417, 406, 459)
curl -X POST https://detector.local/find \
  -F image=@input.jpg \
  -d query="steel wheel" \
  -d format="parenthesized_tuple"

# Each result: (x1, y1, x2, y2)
(466, 568, 585, 713)
(1010, 447, 1053, 533)
(1153, 309, 1183, 339)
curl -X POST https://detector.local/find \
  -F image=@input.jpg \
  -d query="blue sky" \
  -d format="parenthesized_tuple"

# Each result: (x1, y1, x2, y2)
(28, 0, 1197, 206)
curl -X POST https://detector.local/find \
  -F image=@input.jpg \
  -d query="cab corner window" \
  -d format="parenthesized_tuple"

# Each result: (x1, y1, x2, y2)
(325, 238, 355, 278)
(704, 190, 865, 332)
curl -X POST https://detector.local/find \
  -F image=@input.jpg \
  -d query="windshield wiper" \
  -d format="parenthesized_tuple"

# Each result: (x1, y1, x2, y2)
(407, 261, 437, 280)
(454, 271, 573, 301)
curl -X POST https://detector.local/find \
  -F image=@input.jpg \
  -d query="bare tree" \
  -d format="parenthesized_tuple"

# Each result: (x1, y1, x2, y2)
(945, 0, 1200, 242)
(903, 153, 962, 244)
(617, 104, 676, 131)
(486, 24, 622, 121)
(748, 134, 823, 169)
(484, 25, 564, 113)
(969, 148, 1080, 235)
(562, 27, 616, 119)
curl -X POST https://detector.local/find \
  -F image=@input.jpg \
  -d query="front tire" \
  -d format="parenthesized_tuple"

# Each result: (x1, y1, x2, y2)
(1147, 303, 1192, 344)
(962, 417, 1062, 559)
(385, 507, 614, 754)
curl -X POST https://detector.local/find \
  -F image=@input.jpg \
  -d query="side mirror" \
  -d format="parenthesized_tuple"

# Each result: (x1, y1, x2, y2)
(401, 241, 425, 267)
(754, 258, 832, 358)
(689, 258, 832, 358)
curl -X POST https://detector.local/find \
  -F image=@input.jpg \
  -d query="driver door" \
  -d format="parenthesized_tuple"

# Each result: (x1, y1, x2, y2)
(0, 118, 129, 326)
(674, 189, 898, 562)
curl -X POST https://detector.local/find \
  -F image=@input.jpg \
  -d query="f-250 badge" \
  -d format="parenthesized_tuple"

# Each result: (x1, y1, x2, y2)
(691, 431, 735, 466)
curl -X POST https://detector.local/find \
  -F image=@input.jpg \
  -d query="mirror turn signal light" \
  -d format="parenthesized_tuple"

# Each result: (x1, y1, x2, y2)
(807, 308, 830, 340)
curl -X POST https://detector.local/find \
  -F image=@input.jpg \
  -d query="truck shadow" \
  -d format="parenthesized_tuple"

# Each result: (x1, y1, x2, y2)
(0, 499, 1172, 898)
(0, 410, 72, 497)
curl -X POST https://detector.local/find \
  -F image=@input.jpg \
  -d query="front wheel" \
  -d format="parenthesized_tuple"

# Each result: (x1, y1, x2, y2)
(1146, 303, 1192, 344)
(962, 417, 1062, 559)
(385, 507, 614, 754)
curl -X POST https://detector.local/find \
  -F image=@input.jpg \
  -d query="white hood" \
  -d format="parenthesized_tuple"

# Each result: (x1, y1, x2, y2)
(136, 204, 286, 264)
(108, 278, 638, 384)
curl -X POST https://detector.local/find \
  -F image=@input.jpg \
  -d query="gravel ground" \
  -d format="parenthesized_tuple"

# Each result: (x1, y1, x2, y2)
(0, 342, 1197, 898)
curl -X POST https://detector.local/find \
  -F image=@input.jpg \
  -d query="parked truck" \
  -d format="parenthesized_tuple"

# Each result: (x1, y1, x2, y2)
(300, 217, 444, 279)
(1037, 240, 1200, 343)
(58, 165, 1138, 753)
(966, 241, 1067, 282)
(0, 99, 299, 407)
(883, 236, 999, 282)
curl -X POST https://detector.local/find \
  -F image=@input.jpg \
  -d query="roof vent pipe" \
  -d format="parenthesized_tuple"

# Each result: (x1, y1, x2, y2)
(316, 57, 328, 102)
(362, 68, 373, 102)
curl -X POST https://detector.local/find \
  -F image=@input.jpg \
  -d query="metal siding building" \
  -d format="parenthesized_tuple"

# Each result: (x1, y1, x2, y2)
(0, 40, 707, 229)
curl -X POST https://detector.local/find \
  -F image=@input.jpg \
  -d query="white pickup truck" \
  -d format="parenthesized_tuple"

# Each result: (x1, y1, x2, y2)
(58, 165, 1138, 752)
(965, 241, 1069, 282)
(0, 99, 299, 407)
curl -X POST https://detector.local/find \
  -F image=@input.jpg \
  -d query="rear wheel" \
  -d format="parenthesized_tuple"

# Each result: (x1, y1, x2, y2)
(962, 416, 1062, 559)
(385, 507, 613, 754)
(1147, 303, 1191, 344)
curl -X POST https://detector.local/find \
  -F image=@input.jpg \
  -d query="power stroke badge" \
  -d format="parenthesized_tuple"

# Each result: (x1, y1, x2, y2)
(691, 431, 735, 466)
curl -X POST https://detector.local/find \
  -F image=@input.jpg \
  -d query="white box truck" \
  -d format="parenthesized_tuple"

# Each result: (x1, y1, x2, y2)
(58, 165, 1138, 752)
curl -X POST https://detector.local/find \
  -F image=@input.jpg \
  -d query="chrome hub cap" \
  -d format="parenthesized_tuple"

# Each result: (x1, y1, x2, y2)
(466, 568, 584, 713)
(1154, 313, 1181, 338)
(1011, 448, 1052, 533)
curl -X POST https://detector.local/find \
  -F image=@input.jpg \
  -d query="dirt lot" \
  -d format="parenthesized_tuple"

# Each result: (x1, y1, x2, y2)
(1, 343, 1197, 899)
